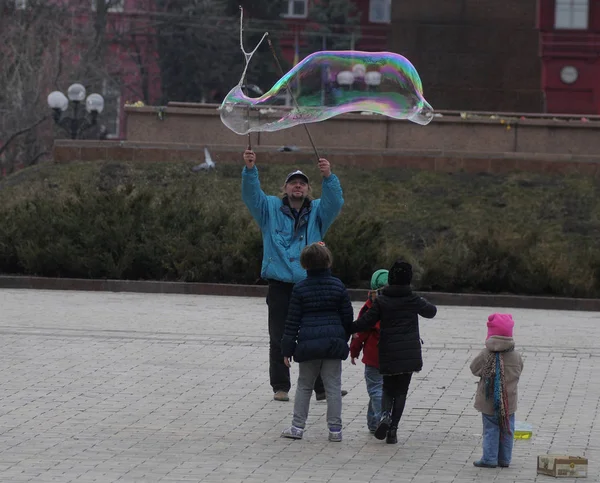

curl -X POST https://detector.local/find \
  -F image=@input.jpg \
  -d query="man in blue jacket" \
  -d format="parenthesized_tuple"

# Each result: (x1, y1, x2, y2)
(242, 149, 345, 402)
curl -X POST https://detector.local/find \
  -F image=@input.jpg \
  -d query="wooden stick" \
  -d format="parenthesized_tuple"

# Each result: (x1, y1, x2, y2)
(267, 38, 320, 162)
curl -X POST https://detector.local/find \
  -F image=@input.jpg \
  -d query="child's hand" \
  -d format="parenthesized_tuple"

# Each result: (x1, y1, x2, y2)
(283, 357, 291, 368)
(351, 357, 357, 365)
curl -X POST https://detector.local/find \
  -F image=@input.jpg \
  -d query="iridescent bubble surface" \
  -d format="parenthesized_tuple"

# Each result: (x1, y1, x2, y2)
(219, 50, 434, 135)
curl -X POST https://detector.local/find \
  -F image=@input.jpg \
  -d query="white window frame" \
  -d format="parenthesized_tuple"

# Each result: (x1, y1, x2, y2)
(91, 0, 124, 13)
(555, 0, 589, 29)
(282, 0, 308, 19)
(102, 79, 121, 139)
(369, 0, 391, 24)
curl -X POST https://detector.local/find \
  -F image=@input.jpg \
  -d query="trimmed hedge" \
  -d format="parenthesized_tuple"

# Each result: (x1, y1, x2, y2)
(0, 161, 599, 297)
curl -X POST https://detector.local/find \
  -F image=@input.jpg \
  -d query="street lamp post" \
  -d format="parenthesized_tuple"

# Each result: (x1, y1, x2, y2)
(47, 83, 105, 139)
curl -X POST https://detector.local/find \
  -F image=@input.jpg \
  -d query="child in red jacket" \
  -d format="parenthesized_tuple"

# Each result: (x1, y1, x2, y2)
(350, 269, 388, 433)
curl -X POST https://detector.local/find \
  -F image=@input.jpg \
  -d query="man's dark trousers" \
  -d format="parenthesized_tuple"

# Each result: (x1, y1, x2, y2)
(267, 280, 325, 394)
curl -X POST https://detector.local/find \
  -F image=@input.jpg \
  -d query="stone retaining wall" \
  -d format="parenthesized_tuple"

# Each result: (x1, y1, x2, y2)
(1, 276, 599, 311)
(53, 140, 600, 177)
(123, 104, 600, 157)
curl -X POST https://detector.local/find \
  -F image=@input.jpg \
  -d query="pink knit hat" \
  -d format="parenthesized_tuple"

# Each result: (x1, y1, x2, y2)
(487, 313, 515, 339)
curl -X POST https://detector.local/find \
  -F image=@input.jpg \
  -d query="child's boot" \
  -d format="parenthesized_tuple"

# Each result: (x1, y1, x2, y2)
(386, 426, 398, 444)
(374, 393, 393, 440)
(385, 394, 406, 444)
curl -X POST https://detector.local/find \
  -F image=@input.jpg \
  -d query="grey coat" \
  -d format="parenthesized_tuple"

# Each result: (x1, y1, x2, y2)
(470, 336, 524, 415)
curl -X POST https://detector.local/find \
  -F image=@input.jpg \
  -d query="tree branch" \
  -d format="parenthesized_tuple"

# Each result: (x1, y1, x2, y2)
(29, 150, 51, 166)
(0, 115, 49, 158)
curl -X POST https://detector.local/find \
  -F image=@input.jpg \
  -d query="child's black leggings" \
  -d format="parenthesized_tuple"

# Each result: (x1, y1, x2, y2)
(383, 373, 412, 398)
(382, 373, 413, 428)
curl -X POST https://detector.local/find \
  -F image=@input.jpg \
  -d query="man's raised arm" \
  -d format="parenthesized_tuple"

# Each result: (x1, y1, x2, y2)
(241, 149, 268, 224)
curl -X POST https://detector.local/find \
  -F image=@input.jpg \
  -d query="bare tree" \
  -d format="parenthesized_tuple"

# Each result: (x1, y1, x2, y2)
(0, 0, 73, 172)
(0, 0, 132, 173)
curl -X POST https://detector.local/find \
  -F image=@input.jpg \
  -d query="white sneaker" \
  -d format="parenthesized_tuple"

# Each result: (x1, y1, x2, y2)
(328, 430, 342, 442)
(281, 426, 304, 439)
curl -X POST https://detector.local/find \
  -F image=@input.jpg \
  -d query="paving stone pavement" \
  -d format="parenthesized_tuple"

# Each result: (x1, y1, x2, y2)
(0, 289, 598, 483)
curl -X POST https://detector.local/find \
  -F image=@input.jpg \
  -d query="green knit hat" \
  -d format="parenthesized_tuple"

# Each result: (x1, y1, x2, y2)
(370, 269, 389, 290)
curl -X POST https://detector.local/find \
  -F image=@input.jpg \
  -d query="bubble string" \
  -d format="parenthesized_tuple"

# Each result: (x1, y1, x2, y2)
(237, 7, 269, 90)
(238, 6, 268, 149)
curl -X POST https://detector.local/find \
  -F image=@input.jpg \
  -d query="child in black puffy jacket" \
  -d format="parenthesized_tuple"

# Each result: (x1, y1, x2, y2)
(352, 260, 437, 444)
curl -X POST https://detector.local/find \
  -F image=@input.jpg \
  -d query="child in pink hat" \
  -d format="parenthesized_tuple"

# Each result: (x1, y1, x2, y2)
(470, 313, 524, 468)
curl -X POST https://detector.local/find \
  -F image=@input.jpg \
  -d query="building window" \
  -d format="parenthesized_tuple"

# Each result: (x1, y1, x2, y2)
(14, 0, 26, 9)
(369, 0, 391, 24)
(102, 80, 121, 138)
(555, 0, 589, 29)
(91, 0, 124, 13)
(282, 0, 307, 18)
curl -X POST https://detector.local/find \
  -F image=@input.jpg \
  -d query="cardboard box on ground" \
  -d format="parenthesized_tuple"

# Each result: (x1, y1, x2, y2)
(537, 455, 588, 478)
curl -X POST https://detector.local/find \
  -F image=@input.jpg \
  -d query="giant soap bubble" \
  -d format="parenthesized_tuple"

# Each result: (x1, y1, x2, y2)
(219, 50, 434, 135)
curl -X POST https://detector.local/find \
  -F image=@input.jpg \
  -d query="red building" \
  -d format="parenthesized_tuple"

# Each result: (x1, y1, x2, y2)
(41, 0, 163, 139)
(539, 0, 600, 114)
(388, 0, 544, 113)
(278, 0, 390, 62)
(86, 0, 391, 139)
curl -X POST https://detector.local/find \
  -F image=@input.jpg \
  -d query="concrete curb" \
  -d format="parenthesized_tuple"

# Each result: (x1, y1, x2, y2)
(1, 275, 599, 312)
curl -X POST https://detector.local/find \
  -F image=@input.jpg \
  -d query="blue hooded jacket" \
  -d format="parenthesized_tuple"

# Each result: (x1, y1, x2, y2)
(242, 166, 344, 283)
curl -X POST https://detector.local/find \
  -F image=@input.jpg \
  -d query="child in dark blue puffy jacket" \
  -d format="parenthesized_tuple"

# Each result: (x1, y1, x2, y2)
(280, 242, 354, 442)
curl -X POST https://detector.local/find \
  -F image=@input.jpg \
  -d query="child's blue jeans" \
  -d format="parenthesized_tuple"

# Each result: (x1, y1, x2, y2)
(364, 365, 383, 431)
(480, 413, 515, 466)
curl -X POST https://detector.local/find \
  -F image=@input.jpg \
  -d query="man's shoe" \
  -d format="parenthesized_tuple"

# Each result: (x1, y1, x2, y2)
(281, 426, 303, 439)
(386, 428, 398, 444)
(499, 462, 510, 468)
(316, 390, 348, 401)
(374, 413, 391, 440)
(273, 391, 289, 402)
(473, 460, 497, 468)
(328, 430, 342, 442)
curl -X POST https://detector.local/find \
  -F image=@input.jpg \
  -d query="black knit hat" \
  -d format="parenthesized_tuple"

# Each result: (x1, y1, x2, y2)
(388, 260, 413, 285)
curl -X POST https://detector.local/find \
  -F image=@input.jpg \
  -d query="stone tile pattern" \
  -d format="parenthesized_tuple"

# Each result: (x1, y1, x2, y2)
(0, 289, 598, 482)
